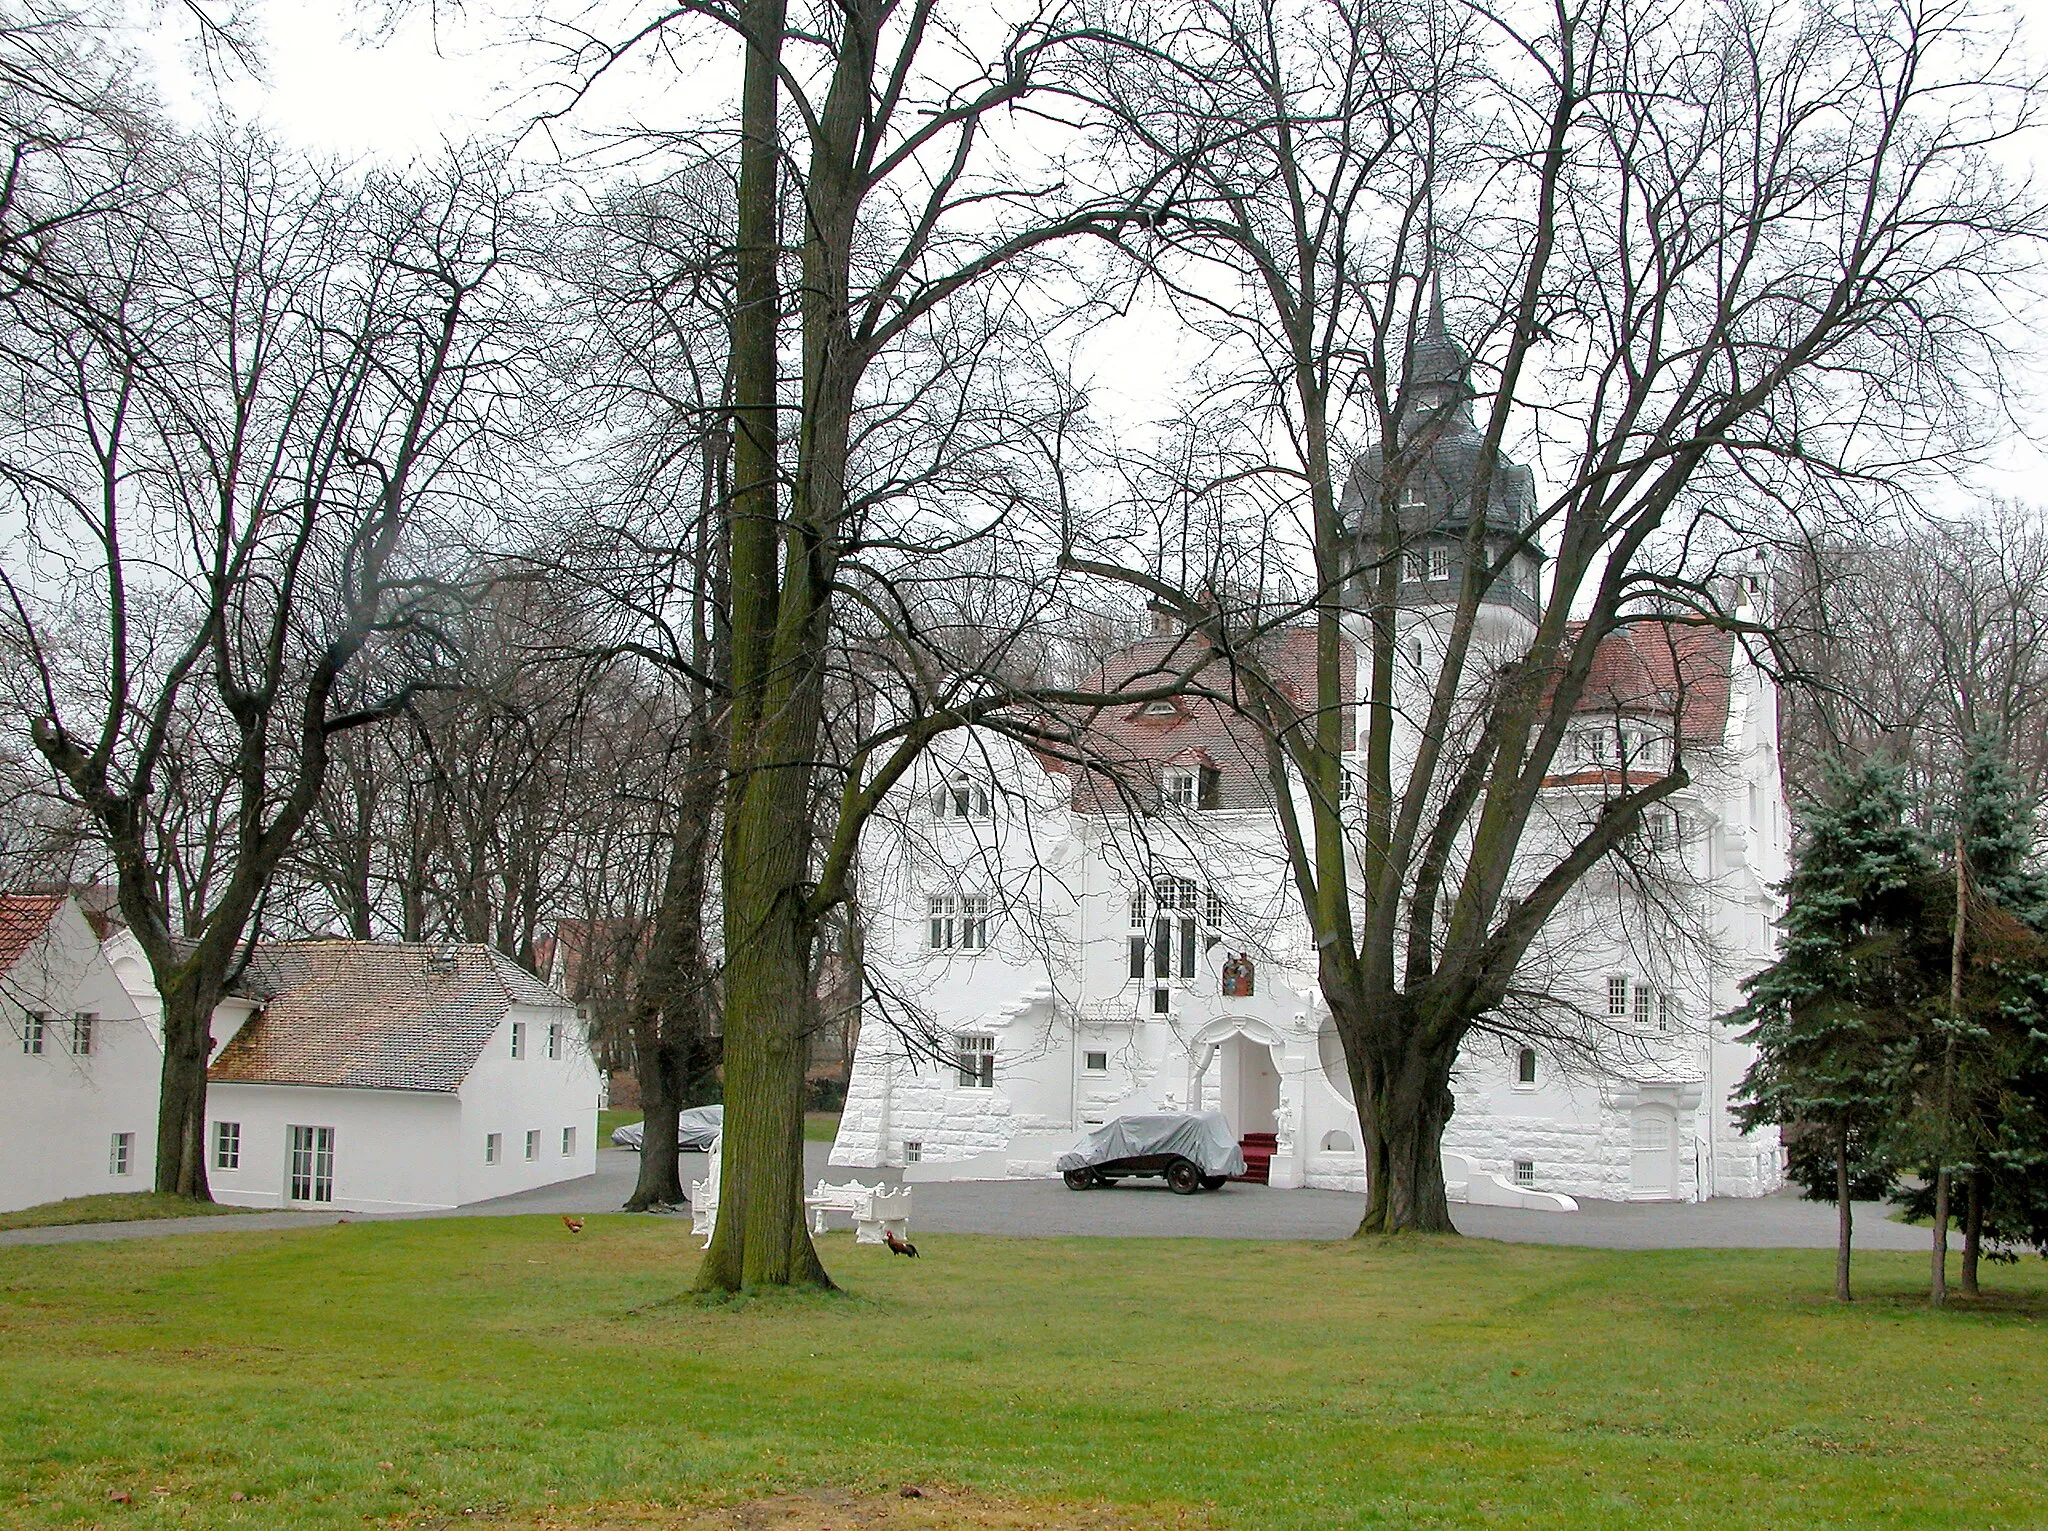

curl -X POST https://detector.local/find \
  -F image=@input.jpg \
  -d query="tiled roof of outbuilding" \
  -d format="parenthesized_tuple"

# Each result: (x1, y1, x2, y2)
(0, 893, 65, 974)
(208, 940, 570, 1093)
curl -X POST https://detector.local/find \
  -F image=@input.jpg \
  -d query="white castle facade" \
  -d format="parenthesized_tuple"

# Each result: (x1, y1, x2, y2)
(831, 313, 1788, 1205)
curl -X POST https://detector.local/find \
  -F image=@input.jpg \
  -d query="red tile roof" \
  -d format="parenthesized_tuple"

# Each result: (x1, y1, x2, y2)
(1566, 621, 1734, 740)
(209, 941, 571, 1093)
(0, 893, 65, 974)
(1057, 626, 1353, 813)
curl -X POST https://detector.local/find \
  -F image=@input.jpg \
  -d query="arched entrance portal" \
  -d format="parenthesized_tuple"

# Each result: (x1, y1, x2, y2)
(1218, 1034, 1280, 1139)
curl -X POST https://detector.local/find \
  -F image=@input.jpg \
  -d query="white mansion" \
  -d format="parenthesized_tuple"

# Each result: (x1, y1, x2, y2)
(831, 316, 1789, 1205)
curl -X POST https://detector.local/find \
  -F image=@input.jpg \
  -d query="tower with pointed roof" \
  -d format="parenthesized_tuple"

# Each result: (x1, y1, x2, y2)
(1339, 289, 1543, 632)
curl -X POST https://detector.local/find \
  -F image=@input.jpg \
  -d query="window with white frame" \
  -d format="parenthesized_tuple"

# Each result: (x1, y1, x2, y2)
(547, 1021, 563, 1059)
(562, 1126, 577, 1156)
(1204, 884, 1227, 930)
(213, 1120, 241, 1171)
(1515, 1047, 1538, 1087)
(1129, 877, 1205, 983)
(1607, 975, 1629, 1017)
(510, 1020, 526, 1059)
(69, 1013, 93, 1056)
(932, 771, 992, 820)
(1403, 548, 1427, 582)
(929, 893, 992, 951)
(1633, 982, 1654, 1028)
(903, 1139, 922, 1163)
(485, 1132, 502, 1166)
(288, 1125, 334, 1202)
(1428, 543, 1452, 580)
(1658, 992, 1675, 1032)
(1161, 766, 1198, 809)
(21, 1012, 45, 1054)
(1513, 1158, 1535, 1186)
(1084, 1050, 1109, 1073)
(525, 1129, 540, 1162)
(109, 1131, 132, 1175)
(955, 1033, 995, 1088)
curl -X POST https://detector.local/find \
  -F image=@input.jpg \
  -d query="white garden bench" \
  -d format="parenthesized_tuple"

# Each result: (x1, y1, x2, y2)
(806, 1179, 912, 1245)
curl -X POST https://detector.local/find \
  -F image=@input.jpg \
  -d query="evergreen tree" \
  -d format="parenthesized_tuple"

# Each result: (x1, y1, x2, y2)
(1732, 760, 1934, 1301)
(1897, 741, 2048, 1298)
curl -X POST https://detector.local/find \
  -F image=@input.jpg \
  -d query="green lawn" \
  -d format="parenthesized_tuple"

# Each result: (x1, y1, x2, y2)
(0, 1192, 256, 1232)
(1, 1223, 2044, 1530)
(598, 1108, 640, 1145)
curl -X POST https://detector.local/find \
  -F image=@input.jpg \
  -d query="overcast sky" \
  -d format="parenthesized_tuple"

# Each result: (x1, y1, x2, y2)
(136, 0, 2048, 516)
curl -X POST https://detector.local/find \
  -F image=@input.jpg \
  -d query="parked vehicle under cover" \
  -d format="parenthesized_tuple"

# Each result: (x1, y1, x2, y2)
(609, 1104, 723, 1152)
(1056, 1110, 1247, 1194)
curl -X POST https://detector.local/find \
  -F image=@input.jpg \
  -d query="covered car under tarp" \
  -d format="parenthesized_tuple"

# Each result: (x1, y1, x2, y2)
(610, 1104, 724, 1151)
(1056, 1110, 1247, 1192)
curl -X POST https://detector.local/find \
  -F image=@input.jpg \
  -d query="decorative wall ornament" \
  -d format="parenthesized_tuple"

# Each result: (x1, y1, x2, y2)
(1221, 951, 1255, 997)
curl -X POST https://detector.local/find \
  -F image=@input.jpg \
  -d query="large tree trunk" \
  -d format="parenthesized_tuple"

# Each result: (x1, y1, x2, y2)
(1960, 1169, 1983, 1298)
(1834, 1132, 1853, 1303)
(153, 970, 216, 1199)
(698, 782, 831, 1290)
(1351, 1030, 1458, 1235)
(625, 789, 721, 1213)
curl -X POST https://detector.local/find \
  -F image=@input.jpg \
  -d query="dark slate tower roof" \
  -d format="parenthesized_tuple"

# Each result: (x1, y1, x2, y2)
(1339, 288, 1542, 615)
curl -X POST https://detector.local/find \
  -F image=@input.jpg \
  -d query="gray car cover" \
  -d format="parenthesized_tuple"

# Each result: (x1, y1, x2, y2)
(610, 1104, 724, 1151)
(1056, 1110, 1247, 1177)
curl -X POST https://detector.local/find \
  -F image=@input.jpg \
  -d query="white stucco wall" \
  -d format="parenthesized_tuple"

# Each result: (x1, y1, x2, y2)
(457, 1002, 600, 1205)
(205, 1084, 462, 1211)
(0, 900, 158, 1213)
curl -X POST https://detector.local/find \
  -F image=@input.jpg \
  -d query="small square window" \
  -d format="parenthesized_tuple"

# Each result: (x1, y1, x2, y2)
(510, 1020, 526, 1059)
(213, 1120, 241, 1171)
(21, 1012, 46, 1055)
(1513, 1159, 1534, 1187)
(547, 1022, 563, 1060)
(69, 1013, 94, 1056)
(562, 1126, 577, 1156)
(1161, 767, 1198, 810)
(485, 1132, 502, 1166)
(109, 1131, 132, 1176)
(525, 1129, 540, 1161)
(1084, 1050, 1109, 1073)
(903, 1140, 922, 1163)
(1152, 986, 1171, 1015)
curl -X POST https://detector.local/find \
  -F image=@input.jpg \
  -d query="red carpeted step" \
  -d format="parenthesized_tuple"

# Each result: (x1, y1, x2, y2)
(1233, 1132, 1278, 1184)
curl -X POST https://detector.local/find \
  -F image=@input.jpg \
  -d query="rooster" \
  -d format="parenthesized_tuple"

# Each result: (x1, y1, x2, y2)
(883, 1228, 918, 1259)
(562, 1215, 585, 1234)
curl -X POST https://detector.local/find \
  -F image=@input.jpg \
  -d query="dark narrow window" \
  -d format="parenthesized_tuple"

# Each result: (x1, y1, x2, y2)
(1178, 914, 1196, 978)
(1129, 935, 1146, 980)
(1153, 916, 1172, 979)
(1516, 1046, 1538, 1086)
(1198, 765, 1221, 810)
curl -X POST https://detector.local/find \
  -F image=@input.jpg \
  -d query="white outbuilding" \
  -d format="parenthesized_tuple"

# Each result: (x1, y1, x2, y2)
(107, 939, 599, 1214)
(0, 893, 158, 1213)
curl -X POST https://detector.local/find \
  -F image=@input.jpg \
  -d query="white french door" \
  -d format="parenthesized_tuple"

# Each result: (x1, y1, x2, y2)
(287, 1125, 335, 1203)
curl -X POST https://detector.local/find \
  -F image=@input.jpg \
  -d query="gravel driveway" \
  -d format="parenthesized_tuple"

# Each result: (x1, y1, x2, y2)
(0, 1144, 1950, 1252)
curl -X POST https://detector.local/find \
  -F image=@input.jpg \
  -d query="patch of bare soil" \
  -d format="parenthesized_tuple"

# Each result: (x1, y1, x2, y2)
(466, 1484, 1209, 1530)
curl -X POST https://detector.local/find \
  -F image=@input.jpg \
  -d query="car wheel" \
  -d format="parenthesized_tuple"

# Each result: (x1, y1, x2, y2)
(1166, 1159, 1203, 1195)
(1201, 1175, 1227, 1190)
(1063, 1168, 1094, 1191)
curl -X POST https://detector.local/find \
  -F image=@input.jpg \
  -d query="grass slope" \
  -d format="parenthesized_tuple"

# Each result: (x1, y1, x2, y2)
(1, 1220, 2043, 1529)
(0, 1193, 256, 1232)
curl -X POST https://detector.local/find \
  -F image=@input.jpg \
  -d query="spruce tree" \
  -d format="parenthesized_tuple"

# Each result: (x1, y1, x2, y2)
(1897, 741, 2048, 1298)
(1731, 760, 1933, 1301)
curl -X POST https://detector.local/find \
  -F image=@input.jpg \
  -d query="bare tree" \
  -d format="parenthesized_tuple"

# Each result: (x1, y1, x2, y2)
(0, 135, 536, 1197)
(1066, 0, 2043, 1231)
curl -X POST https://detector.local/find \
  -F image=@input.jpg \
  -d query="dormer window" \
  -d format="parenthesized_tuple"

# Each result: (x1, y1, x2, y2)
(1140, 699, 1181, 718)
(932, 772, 991, 820)
(1161, 765, 1221, 810)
